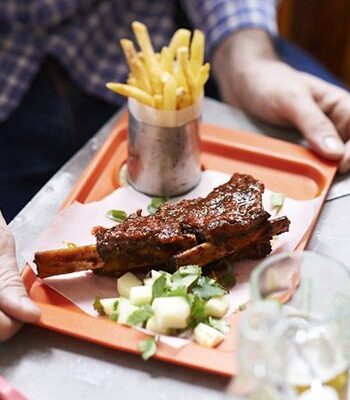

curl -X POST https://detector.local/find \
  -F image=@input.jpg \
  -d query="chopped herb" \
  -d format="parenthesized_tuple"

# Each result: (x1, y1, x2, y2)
(165, 286, 188, 297)
(188, 294, 208, 327)
(171, 265, 201, 289)
(93, 296, 105, 316)
(147, 197, 168, 215)
(176, 265, 201, 276)
(66, 242, 77, 249)
(208, 317, 230, 334)
(110, 311, 119, 321)
(127, 304, 153, 326)
(106, 209, 128, 223)
(110, 300, 119, 321)
(152, 274, 167, 298)
(271, 193, 285, 214)
(192, 277, 227, 300)
(238, 303, 247, 312)
(171, 274, 198, 289)
(138, 337, 157, 360)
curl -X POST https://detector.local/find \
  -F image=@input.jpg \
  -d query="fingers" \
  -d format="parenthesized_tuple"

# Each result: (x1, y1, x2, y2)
(0, 309, 22, 342)
(338, 141, 350, 173)
(0, 212, 41, 324)
(305, 75, 350, 141)
(284, 94, 345, 160)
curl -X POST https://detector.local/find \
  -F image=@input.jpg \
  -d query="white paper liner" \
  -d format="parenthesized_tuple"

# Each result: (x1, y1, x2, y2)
(23, 170, 322, 349)
(128, 97, 202, 128)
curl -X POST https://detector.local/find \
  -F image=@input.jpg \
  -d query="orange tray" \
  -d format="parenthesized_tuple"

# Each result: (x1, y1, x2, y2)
(22, 115, 337, 377)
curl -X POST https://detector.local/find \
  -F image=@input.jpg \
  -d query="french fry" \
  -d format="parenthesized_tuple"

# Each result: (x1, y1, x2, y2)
(177, 47, 195, 100)
(193, 62, 210, 99)
(127, 76, 137, 87)
(106, 83, 154, 107)
(153, 94, 163, 109)
(190, 30, 205, 76)
(176, 87, 185, 97)
(177, 93, 192, 109)
(132, 21, 155, 58)
(162, 76, 177, 111)
(169, 29, 191, 58)
(160, 46, 173, 74)
(131, 57, 152, 93)
(132, 21, 162, 94)
(175, 68, 189, 94)
(120, 39, 138, 71)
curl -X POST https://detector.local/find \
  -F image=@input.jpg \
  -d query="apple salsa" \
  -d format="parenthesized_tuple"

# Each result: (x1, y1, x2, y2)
(93, 265, 233, 358)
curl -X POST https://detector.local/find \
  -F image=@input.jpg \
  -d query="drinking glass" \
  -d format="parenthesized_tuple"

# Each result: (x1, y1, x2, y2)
(248, 251, 350, 400)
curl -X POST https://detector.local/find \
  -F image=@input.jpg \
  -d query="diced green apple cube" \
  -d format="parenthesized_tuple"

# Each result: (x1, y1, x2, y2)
(129, 285, 152, 306)
(143, 278, 154, 286)
(117, 272, 142, 298)
(205, 295, 230, 318)
(193, 323, 225, 348)
(152, 296, 190, 330)
(117, 299, 140, 326)
(99, 298, 119, 317)
(146, 316, 169, 335)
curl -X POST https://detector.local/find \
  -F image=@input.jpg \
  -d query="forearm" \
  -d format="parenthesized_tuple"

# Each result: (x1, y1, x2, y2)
(212, 29, 280, 108)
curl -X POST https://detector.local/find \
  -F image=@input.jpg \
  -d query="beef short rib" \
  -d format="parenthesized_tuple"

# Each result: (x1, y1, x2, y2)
(35, 174, 290, 278)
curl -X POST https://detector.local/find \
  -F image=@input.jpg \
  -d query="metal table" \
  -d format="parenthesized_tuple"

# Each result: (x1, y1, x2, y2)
(1, 98, 349, 400)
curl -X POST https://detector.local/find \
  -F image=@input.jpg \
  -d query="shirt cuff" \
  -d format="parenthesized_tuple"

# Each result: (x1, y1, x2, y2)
(183, 0, 278, 57)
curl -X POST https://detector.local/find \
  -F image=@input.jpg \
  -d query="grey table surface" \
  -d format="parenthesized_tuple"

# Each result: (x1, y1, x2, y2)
(1, 97, 350, 400)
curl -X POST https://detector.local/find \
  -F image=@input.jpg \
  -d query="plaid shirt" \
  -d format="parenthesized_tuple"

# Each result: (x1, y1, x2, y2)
(0, 0, 277, 123)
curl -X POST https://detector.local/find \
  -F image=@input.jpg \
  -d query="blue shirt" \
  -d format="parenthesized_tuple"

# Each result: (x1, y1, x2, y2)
(0, 0, 277, 123)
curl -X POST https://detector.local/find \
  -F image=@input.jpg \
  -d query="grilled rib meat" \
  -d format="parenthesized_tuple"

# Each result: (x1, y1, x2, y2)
(35, 173, 290, 278)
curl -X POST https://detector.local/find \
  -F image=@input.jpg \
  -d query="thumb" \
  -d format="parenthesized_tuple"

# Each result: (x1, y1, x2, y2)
(285, 94, 345, 160)
(0, 214, 40, 323)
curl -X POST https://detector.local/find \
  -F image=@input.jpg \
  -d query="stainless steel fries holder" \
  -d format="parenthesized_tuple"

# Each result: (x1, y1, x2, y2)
(126, 99, 202, 197)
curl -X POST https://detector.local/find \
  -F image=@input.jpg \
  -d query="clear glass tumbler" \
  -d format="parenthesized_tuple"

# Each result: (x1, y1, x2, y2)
(248, 251, 350, 400)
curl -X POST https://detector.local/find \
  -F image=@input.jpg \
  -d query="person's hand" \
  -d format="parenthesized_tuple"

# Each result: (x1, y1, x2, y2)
(0, 211, 40, 341)
(212, 29, 350, 173)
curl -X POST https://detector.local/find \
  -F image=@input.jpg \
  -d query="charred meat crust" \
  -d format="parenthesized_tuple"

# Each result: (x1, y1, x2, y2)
(94, 174, 290, 275)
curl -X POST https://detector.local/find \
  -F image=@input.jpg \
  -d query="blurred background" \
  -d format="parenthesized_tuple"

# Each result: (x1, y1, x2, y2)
(279, 0, 350, 87)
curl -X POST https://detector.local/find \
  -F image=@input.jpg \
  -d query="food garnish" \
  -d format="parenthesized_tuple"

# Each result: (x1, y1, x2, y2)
(138, 337, 158, 360)
(94, 265, 231, 357)
(106, 209, 128, 223)
(147, 196, 168, 215)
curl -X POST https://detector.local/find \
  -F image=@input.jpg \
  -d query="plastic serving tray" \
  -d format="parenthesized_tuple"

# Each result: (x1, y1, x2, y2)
(22, 115, 337, 377)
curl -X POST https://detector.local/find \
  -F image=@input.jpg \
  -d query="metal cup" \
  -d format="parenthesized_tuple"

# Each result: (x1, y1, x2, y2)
(127, 110, 201, 197)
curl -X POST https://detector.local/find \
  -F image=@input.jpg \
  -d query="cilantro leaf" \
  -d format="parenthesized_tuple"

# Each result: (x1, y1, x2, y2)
(171, 265, 201, 289)
(188, 294, 208, 327)
(192, 277, 227, 300)
(106, 209, 128, 223)
(171, 274, 198, 289)
(165, 286, 188, 297)
(176, 265, 201, 276)
(152, 274, 167, 298)
(208, 317, 230, 334)
(147, 197, 168, 215)
(138, 337, 157, 360)
(127, 304, 153, 326)
(93, 296, 105, 316)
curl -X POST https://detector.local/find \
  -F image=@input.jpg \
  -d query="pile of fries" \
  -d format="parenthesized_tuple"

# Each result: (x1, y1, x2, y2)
(106, 21, 210, 110)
